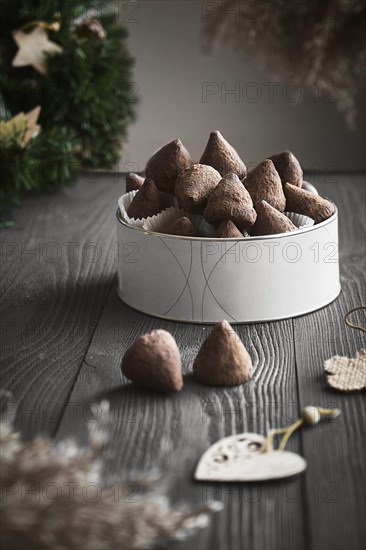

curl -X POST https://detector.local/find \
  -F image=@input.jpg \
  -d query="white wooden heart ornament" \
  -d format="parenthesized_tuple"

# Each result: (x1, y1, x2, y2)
(194, 432, 307, 482)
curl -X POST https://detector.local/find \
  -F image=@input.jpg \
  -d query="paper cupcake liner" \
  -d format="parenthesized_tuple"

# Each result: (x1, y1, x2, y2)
(285, 212, 315, 229)
(118, 190, 175, 229)
(141, 207, 181, 233)
(120, 192, 310, 237)
(142, 207, 216, 237)
(143, 206, 250, 238)
(118, 190, 144, 228)
(245, 213, 314, 237)
(185, 212, 216, 237)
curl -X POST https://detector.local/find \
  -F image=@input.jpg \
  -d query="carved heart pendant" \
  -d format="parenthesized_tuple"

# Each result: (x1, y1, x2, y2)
(194, 433, 307, 482)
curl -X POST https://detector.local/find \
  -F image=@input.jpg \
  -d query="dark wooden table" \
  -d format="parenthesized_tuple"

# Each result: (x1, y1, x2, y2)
(1, 172, 365, 550)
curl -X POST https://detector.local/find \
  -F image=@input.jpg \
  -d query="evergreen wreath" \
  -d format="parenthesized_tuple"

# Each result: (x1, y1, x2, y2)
(0, 0, 137, 225)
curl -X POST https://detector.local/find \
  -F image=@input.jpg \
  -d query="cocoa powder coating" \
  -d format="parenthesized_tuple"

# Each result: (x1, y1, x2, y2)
(203, 173, 257, 230)
(145, 139, 192, 193)
(283, 182, 336, 223)
(251, 200, 297, 236)
(193, 320, 253, 386)
(163, 217, 199, 237)
(214, 219, 243, 238)
(121, 329, 183, 392)
(126, 173, 145, 193)
(175, 164, 221, 213)
(200, 131, 247, 179)
(243, 159, 286, 212)
(127, 178, 166, 219)
(269, 150, 303, 187)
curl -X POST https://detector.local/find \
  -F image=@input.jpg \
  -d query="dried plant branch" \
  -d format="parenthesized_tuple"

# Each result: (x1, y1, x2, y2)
(0, 400, 221, 550)
(203, 0, 366, 127)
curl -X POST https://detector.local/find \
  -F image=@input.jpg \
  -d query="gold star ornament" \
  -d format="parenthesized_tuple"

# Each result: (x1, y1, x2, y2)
(0, 106, 41, 148)
(12, 27, 63, 74)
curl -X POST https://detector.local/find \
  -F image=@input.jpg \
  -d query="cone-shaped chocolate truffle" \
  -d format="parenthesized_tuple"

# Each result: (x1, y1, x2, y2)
(251, 200, 297, 236)
(214, 220, 243, 238)
(126, 173, 145, 192)
(127, 178, 166, 219)
(122, 329, 183, 392)
(145, 139, 192, 193)
(193, 320, 252, 386)
(203, 173, 257, 230)
(175, 164, 222, 213)
(243, 159, 286, 212)
(163, 217, 199, 237)
(200, 131, 247, 178)
(269, 150, 303, 187)
(283, 182, 336, 223)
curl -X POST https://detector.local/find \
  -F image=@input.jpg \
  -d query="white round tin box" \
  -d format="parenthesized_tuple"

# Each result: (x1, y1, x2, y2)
(116, 204, 341, 324)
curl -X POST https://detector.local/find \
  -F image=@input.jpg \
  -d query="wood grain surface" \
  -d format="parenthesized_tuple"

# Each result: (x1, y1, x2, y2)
(1, 172, 365, 550)
(0, 173, 123, 436)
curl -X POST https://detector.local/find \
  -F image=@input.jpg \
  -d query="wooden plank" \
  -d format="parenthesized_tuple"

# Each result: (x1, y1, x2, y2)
(294, 174, 366, 550)
(0, 173, 124, 437)
(56, 286, 304, 550)
(2, 171, 364, 549)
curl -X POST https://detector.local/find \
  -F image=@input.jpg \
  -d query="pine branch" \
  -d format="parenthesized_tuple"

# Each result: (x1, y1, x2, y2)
(0, 0, 137, 224)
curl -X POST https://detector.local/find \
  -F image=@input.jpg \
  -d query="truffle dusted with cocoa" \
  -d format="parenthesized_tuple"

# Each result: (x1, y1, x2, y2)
(203, 173, 257, 230)
(243, 159, 286, 212)
(126, 173, 145, 193)
(251, 200, 297, 236)
(163, 217, 199, 237)
(122, 329, 183, 392)
(269, 150, 303, 187)
(127, 178, 166, 219)
(214, 219, 243, 238)
(283, 182, 336, 223)
(200, 131, 247, 179)
(175, 164, 221, 213)
(145, 139, 192, 193)
(193, 321, 253, 386)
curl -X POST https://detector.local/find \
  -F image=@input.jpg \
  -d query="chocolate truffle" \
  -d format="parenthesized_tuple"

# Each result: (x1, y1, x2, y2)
(200, 131, 247, 179)
(126, 173, 145, 192)
(269, 150, 303, 187)
(193, 320, 253, 386)
(243, 159, 286, 212)
(145, 139, 192, 193)
(175, 164, 222, 213)
(203, 173, 257, 230)
(127, 178, 166, 219)
(121, 329, 183, 392)
(283, 182, 336, 223)
(163, 217, 199, 237)
(251, 200, 297, 236)
(214, 220, 243, 238)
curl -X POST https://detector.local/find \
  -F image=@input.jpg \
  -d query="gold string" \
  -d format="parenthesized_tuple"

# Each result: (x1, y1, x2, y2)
(344, 306, 366, 333)
(317, 407, 341, 416)
(19, 19, 60, 32)
(277, 418, 304, 451)
(265, 407, 341, 452)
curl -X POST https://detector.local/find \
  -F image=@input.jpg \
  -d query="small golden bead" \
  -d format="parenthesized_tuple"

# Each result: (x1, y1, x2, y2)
(302, 406, 321, 425)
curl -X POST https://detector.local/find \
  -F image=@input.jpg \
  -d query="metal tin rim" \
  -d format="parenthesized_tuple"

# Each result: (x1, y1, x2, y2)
(116, 206, 338, 242)
(116, 284, 342, 325)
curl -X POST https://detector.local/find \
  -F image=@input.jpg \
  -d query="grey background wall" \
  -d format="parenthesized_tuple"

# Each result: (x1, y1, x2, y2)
(120, 0, 365, 172)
